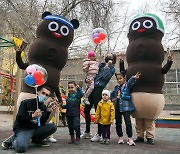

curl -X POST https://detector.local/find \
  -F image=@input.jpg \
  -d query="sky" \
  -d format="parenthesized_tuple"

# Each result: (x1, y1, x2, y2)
(128, 0, 164, 21)
(111, 0, 175, 53)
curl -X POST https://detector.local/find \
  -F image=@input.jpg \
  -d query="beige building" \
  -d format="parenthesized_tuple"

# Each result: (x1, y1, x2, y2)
(60, 50, 180, 105)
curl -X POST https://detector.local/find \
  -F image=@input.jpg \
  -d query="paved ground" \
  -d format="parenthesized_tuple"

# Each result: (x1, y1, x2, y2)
(0, 112, 180, 154)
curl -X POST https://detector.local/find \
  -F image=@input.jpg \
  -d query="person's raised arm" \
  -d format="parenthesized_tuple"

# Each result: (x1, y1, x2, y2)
(162, 51, 173, 74)
(76, 85, 84, 99)
(126, 72, 141, 88)
(118, 52, 126, 72)
(15, 47, 29, 70)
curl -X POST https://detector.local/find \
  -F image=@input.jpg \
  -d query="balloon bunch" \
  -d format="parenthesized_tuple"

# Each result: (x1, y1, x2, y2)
(25, 64, 48, 88)
(24, 64, 48, 127)
(92, 28, 107, 45)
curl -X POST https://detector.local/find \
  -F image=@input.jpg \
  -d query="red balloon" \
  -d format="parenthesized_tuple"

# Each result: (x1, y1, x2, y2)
(33, 71, 44, 81)
(93, 37, 100, 44)
(35, 78, 45, 86)
(99, 32, 106, 40)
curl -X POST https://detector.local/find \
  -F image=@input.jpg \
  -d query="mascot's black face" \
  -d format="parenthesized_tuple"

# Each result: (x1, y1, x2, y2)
(28, 12, 79, 69)
(48, 20, 71, 38)
(36, 20, 73, 47)
(126, 14, 165, 64)
(36, 12, 79, 47)
(128, 17, 163, 40)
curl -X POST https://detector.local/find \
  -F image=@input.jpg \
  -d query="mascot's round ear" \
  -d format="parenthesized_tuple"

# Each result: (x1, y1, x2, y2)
(70, 19, 79, 29)
(42, 11, 52, 19)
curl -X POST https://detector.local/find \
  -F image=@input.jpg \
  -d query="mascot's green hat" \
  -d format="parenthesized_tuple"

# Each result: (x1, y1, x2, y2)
(130, 13, 164, 34)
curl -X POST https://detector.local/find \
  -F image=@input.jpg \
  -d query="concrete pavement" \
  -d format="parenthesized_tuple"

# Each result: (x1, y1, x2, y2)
(0, 112, 180, 154)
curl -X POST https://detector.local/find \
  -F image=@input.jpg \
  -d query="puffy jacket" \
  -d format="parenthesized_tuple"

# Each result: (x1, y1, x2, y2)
(66, 87, 84, 117)
(94, 62, 115, 88)
(82, 59, 99, 75)
(95, 100, 115, 125)
(119, 76, 136, 112)
(13, 98, 51, 132)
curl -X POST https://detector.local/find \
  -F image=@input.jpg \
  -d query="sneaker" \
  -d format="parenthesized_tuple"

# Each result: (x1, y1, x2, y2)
(101, 139, 106, 144)
(147, 138, 154, 145)
(105, 139, 109, 145)
(81, 98, 85, 106)
(45, 136, 57, 143)
(68, 136, 75, 144)
(82, 97, 90, 105)
(62, 121, 67, 127)
(74, 137, 80, 145)
(127, 138, 136, 146)
(2, 135, 15, 150)
(80, 132, 92, 139)
(32, 140, 50, 147)
(84, 97, 90, 105)
(90, 134, 102, 142)
(118, 137, 124, 144)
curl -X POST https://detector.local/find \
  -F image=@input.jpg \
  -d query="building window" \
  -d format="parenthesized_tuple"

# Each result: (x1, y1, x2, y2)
(163, 69, 180, 95)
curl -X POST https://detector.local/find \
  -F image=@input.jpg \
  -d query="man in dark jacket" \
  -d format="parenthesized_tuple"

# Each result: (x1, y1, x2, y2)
(1, 86, 57, 153)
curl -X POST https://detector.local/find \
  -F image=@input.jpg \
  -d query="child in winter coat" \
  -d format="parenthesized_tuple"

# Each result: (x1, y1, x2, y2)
(63, 81, 84, 144)
(111, 72, 141, 146)
(82, 51, 99, 105)
(95, 90, 115, 144)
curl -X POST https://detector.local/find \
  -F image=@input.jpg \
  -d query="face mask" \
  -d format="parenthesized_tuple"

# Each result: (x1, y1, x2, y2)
(38, 94, 47, 103)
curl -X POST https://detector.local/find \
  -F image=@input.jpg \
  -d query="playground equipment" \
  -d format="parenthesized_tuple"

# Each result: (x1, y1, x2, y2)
(0, 36, 27, 57)
(0, 71, 15, 93)
(80, 104, 96, 122)
(0, 36, 26, 113)
(0, 71, 16, 112)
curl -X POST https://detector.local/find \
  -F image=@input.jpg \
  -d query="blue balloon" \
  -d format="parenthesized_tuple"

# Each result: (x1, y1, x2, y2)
(25, 74, 35, 86)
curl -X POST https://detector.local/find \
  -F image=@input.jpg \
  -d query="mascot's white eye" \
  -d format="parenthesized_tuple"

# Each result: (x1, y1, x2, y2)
(132, 21, 141, 30)
(60, 25, 69, 36)
(143, 20, 153, 29)
(48, 22, 59, 31)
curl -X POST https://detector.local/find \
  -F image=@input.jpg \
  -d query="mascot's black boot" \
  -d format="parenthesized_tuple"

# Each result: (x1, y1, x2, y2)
(147, 138, 155, 145)
(134, 137, 144, 142)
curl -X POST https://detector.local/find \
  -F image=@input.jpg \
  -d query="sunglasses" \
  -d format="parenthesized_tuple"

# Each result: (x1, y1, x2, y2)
(42, 91, 50, 97)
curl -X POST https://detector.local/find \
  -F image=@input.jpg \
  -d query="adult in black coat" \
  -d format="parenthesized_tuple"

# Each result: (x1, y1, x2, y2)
(2, 86, 57, 153)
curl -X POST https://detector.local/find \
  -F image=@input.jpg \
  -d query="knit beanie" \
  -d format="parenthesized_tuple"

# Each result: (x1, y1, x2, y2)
(88, 51, 96, 58)
(102, 90, 110, 98)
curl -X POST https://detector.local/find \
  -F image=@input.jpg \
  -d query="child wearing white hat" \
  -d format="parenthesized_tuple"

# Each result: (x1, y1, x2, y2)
(95, 90, 115, 144)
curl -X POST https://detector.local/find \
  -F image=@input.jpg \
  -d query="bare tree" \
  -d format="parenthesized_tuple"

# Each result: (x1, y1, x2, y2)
(159, 0, 180, 49)
(0, 0, 130, 60)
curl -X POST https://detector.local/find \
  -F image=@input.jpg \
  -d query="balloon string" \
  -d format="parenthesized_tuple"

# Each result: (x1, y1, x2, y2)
(35, 87, 38, 109)
(35, 87, 41, 126)
(94, 44, 98, 52)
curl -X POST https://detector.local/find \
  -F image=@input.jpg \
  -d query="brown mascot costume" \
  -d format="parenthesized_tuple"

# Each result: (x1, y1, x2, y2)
(16, 11, 79, 111)
(126, 13, 173, 144)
